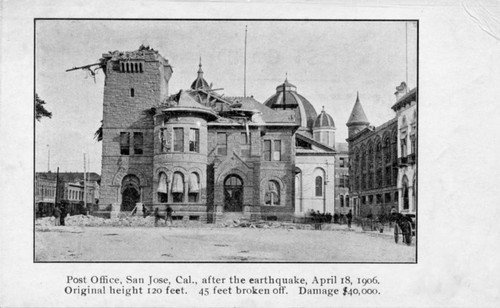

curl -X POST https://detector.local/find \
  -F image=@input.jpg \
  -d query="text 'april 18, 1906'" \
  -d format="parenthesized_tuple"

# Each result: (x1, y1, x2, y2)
(63, 274, 382, 298)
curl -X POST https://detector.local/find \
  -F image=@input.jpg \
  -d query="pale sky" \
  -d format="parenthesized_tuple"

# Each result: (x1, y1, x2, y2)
(35, 20, 417, 173)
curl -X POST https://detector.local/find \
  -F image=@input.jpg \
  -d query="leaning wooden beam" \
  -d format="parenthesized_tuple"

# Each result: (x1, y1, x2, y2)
(66, 63, 102, 72)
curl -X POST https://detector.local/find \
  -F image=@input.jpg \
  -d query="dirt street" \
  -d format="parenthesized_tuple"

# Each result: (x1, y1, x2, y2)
(35, 226, 415, 262)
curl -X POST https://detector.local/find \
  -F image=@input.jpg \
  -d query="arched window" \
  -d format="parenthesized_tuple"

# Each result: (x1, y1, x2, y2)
(400, 136, 407, 157)
(340, 195, 344, 207)
(368, 144, 374, 170)
(157, 172, 168, 203)
(188, 173, 200, 202)
(265, 180, 280, 206)
(385, 166, 392, 186)
(360, 147, 366, 174)
(391, 131, 398, 185)
(225, 175, 242, 186)
(410, 134, 416, 155)
(375, 141, 382, 166)
(360, 146, 366, 189)
(384, 137, 391, 164)
(130, 88, 135, 97)
(376, 169, 382, 188)
(402, 176, 409, 210)
(354, 150, 360, 190)
(346, 195, 350, 207)
(392, 131, 398, 162)
(172, 172, 184, 203)
(315, 176, 323, 197)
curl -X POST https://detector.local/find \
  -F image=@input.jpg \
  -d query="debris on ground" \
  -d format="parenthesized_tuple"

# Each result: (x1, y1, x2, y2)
(35, 214, 354, 231)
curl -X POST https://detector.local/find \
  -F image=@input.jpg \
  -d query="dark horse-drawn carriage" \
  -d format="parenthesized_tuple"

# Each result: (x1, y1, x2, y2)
(392, 212, 416, 245)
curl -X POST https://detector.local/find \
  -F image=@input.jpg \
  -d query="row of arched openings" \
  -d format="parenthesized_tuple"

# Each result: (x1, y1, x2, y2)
(401, 174, 416, 211)
(351, 129, 398, 191)
(121, 62, 143, 73)
(157, 171, 200, 203)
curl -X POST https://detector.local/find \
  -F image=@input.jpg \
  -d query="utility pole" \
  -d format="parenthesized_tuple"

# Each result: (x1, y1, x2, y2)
(55, 167, 59, 209)
(83, 153, 87, 211)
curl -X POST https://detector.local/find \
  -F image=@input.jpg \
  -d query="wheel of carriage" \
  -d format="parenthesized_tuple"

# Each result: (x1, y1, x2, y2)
(401, 220, 412, 246)
(394, 224, 399, 243)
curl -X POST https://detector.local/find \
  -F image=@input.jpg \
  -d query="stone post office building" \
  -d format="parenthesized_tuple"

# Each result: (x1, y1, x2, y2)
(96, 46, 347, 221)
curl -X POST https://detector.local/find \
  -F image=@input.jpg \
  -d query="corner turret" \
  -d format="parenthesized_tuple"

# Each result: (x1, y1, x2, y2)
(346, 92, 369, 138)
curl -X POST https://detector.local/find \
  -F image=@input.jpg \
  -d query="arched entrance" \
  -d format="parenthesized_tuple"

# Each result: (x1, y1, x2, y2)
(402, 175, 409, 211)
(224, 175, 243, 212)
(121, 175, 141, 211)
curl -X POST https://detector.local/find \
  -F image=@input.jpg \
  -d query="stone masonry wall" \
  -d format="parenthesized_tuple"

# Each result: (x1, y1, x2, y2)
(100, 53, 170, 209)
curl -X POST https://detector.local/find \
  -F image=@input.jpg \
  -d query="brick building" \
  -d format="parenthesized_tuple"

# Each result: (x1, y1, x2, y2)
(96, 46, 346, 221)
(346, 93, 399, 218)
(346, 85, 417, 218)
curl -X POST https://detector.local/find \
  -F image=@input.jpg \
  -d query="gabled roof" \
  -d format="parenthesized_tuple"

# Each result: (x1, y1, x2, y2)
(346, 92, 369, 126)
(296, 132, 336, 153)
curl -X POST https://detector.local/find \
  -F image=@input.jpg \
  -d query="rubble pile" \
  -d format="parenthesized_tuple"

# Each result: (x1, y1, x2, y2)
(219, 219, 315, 230)
(36, 215, 342, 231)
(35, 217, 56, 227)
(36, 214, 157, 228)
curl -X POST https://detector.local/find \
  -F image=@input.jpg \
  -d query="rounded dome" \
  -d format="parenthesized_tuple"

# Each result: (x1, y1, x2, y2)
(314, 107, 335, 128)
(190, 60, 210, 90)
(264, 78, 317, 130)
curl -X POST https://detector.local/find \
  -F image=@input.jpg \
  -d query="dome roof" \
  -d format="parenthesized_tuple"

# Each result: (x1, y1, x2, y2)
(264, 78, 317, 130)
(314, 107, 335, 128)
(190, 59, 210, 90)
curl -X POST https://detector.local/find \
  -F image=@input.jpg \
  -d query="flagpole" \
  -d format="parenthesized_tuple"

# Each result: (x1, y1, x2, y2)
(405, 21, 408, 91)
(244, 25, 247, 97)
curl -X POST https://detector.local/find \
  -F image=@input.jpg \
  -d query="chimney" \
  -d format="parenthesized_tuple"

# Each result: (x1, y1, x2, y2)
(394, 82, 408, 101)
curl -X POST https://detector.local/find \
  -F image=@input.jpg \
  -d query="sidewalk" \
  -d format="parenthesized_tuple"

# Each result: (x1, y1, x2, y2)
(322, 222, 395, 239)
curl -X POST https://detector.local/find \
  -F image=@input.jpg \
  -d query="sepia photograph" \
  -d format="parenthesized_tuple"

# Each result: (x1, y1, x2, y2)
(34, 19, 418, 263)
